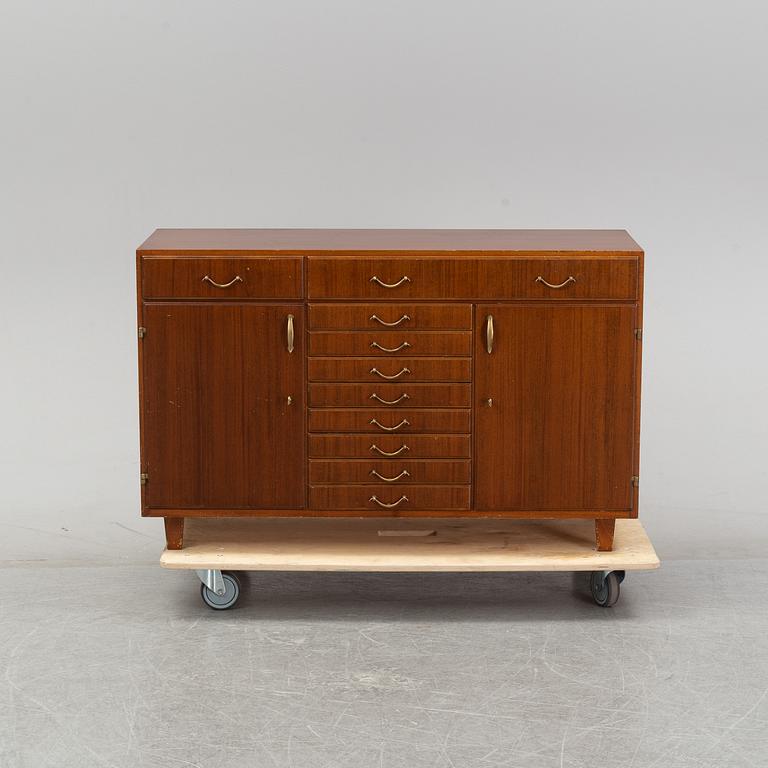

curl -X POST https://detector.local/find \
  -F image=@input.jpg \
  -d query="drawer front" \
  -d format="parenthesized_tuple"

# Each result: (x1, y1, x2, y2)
(514, 259, 638, 300)
(309, 460, 471, 484)
(309, 303, 472, 330)
(310, 485, 471, 511)
(308, 331, 471, 357)
(309, 434, 471, 459)
(309, 409, 471, 434)
(309, 383, 472, 408)
(307, 258, 471, 299)
(308, 357, 471, 382)
(307, 257, 637, 300)
(142, 257, 303, 299)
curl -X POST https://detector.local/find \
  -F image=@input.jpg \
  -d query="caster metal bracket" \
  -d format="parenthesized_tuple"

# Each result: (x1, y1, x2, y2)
(196, 569, 226, 596)
(595, 569, 626, 585)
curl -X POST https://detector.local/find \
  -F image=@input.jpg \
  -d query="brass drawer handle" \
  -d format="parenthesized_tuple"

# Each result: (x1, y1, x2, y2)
(370, 314, 410, 327)
(370, 275, 411, 289)
(371, 341, 411, 353)
(486, 314, 494, 354)
(369, 494, 409, 508)
(370, 469, 410, 483)
(370, 418, 409, 432)
(370, 392, 410, 405)
(202, 275, 243, 289)
(535, 275, 576, 289)
(286, 314, 295, 353)
(370, 367, 411, 380)
(370, 443, 409, 457)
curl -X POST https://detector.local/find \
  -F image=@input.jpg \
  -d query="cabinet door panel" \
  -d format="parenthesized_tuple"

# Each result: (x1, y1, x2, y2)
(475, 305, 636, 511)
(142, 304, 304, 508)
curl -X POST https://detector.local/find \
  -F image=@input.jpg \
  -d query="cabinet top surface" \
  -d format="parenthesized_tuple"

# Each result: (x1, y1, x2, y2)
(138, 229, 642, 255)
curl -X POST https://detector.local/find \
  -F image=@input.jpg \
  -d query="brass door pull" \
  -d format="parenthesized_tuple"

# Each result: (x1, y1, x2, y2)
(370, 469, 410, 482)
(535, 275, 576, 289)
(370, 314, 410, 327)
(485, 314, 494, 354)
(371, 341, 411, 353)
(370, 276, 411, 288)
(370, 367, 411, 380)
(369, 495, 409, 508)
(370, 444, 409, 457)
(370, 392, 410, 405)
(286, 314, 295, 353)
(202, 275, 243, 289)
(370, 418, 409, 432)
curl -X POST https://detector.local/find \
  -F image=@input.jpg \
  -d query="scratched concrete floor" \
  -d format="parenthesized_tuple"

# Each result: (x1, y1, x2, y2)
(1, 561, 767, 768)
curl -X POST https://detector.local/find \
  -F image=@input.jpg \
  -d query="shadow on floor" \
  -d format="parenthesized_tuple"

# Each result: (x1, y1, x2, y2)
(166, 568, 659, 623)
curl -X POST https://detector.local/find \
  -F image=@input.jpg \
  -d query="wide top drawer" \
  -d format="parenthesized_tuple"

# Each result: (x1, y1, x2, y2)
(307, 257, 638, 300)
(142, 257, 303, 299)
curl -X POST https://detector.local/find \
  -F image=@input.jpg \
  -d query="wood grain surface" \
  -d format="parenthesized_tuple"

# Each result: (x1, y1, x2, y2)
(141, 303, 305, 509)
(308, 383, 472, 408)
(474, 304, 637, 511)
(142, 257, 303, 299)
(308, 408, 471, 434)
(308, 459, 471, 485)
(139, 228, 643, 254)
(307, 257, 638, 300)
(308, 330, 472, 357)
(308, 303, 472, 330)
(308, 434, 472, 459)
(309, 484, 471, 511)
(308, 357, 471, 382)
(160, 517, 659, 571)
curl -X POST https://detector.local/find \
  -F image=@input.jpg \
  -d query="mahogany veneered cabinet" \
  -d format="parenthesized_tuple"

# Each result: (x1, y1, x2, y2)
(136, 229, 644, 552)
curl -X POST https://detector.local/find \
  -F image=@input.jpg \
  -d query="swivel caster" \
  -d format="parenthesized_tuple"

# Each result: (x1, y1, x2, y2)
(589, 570, 625, 607)
(198, 570, 241, 610)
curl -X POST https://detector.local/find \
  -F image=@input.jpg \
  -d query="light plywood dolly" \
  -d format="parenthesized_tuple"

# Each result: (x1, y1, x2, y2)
(162, 518, 660, 610)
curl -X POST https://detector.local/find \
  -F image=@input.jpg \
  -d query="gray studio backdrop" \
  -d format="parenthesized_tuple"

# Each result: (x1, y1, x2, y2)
(1, 1, 766, 565)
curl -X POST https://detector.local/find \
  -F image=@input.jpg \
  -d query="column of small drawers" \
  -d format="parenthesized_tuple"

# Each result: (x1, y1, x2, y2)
(307, 304, 473, 512)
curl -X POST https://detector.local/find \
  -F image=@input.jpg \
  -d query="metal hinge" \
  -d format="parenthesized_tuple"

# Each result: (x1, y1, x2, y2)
(631, 476, 639, 488)
(138, 327, 146, 339)
(634, 328, 642, 341)
(140, 473, 149, 486)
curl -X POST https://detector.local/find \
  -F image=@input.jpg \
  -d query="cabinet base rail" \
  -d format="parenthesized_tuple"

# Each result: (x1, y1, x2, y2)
(160, 512, 628, 552)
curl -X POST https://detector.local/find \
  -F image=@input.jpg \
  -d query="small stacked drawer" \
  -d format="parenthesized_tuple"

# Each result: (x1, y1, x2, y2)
(308, 303, 472, 512)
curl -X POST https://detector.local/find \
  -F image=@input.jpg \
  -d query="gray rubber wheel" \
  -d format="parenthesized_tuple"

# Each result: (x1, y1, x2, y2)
(200, 572, 241, 610)
(590, 571, 620, 607)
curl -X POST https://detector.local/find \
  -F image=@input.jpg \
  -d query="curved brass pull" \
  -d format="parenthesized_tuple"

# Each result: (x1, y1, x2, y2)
(370, 314, 410, 327)
(370, 469, 410, 483)
(369, 495, 409, 508)
(370, 418, 409, 432)
(371, 341, 411, 353)
(486, 314, 494, 354)
(535, 275, 576, 289)
(370, 392, 410, 405)
(202, 275, 243, 289)
(370, 367, 410, 380)
(370, 443, 409, 457)
(286, 314, 294, 353)
(370, 275, 411, 289)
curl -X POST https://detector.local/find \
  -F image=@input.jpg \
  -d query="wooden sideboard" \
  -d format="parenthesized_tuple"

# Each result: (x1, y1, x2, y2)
(136, 229, 644, 552)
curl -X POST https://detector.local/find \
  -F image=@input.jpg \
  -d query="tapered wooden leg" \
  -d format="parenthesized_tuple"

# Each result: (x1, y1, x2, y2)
(164, 517, 185, 550)
(595, 518, 616, 552)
